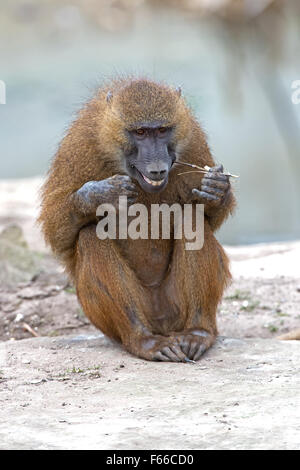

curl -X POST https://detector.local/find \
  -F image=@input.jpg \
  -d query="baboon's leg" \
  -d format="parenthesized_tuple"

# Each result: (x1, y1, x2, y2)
(74, 225, 187, 362)
(163, 219, 231, 360)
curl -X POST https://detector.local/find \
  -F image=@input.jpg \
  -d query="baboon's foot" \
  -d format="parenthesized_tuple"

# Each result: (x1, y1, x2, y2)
(126, 334, 189, 363)
(170, 329, 215, 361)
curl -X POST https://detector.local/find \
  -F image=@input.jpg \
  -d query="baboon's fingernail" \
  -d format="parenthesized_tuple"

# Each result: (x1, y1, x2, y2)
(184, 357, 196, 364)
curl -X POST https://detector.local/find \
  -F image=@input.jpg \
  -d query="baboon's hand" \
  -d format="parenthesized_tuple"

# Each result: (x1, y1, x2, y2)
(74, 175, 138, 215)
(99, 174, 139, 207)
(192, 164, 230, 207)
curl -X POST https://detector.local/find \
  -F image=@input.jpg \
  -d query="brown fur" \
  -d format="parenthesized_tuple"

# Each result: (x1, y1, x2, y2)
(39, 77, 236, 362)
(277, 329, 300, 341)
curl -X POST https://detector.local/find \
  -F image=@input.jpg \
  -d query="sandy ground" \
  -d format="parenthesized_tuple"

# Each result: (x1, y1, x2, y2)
(0, 177, 299, 450)
(1, 334, 299, 450)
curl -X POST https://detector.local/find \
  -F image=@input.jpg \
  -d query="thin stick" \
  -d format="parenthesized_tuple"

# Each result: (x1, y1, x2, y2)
(23, 322, 39, 337)
(174, 161, 239, 178)
(177, 170, 208, 176)
(175, 161, 202, 170)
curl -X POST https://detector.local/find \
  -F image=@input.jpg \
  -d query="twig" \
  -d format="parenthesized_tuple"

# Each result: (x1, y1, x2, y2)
(23, 322, 39, 337)
(174, 161, 239, 178)
(177, 170, 208, 176)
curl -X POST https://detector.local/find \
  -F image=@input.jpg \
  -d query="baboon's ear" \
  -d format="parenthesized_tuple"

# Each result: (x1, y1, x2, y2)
(175, 86, 182, 97)
(106, 91, 113, 104)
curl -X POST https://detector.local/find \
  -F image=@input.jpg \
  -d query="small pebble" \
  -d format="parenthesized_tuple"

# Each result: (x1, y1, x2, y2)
(14, 313, 24, 323)
(30, 379, 45, 384)
(21, 358, 31, 364)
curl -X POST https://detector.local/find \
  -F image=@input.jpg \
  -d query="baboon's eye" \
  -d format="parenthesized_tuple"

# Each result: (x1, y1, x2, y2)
(158, 127, 167, 134)
(135, 128, 145, 136)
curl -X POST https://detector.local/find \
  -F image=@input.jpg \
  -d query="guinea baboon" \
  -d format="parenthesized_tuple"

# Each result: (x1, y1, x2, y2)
(39, 77, 236, 362)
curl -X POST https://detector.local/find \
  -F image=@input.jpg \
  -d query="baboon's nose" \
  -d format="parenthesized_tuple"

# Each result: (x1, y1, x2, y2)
(146, 162, 168, 181)
(149, 169, 167, 180)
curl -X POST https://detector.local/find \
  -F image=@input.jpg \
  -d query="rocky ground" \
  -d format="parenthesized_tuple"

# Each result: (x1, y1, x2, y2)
(0, 177, 299, 450)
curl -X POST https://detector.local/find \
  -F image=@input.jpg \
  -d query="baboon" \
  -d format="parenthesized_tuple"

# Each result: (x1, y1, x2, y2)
(39, 77, 236, 362)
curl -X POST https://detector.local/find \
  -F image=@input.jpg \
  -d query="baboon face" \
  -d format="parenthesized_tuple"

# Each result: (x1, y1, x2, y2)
(125, 121, 176, 193)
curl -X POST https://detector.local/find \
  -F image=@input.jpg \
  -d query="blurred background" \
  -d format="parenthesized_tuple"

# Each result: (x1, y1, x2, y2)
(0, 0, 300, 246)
